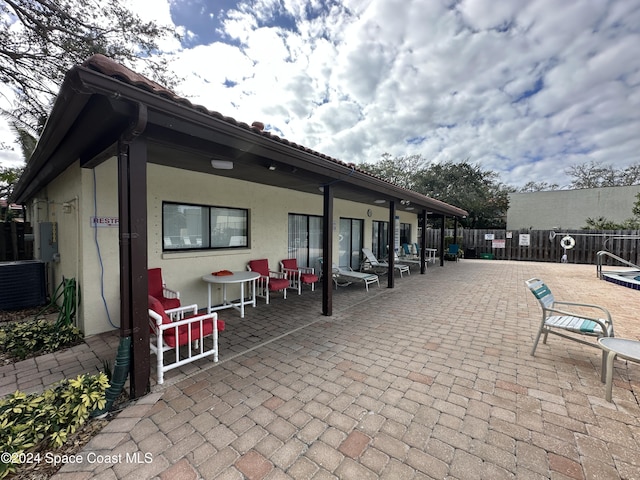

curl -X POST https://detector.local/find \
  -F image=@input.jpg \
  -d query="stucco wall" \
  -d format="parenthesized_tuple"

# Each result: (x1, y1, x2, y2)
(29, 159, 120, 336)
(507, 185, 640, 230)
(31, 159, 419, 337)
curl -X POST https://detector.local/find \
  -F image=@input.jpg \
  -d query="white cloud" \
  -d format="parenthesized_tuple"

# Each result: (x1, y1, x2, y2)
(2, 0, 640, 191)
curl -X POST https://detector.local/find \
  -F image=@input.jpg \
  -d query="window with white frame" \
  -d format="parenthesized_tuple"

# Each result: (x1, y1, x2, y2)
(162, 202, 248, 251)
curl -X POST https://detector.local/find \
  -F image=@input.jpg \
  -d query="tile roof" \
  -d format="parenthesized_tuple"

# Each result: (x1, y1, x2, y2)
(83, 54, 356, 165)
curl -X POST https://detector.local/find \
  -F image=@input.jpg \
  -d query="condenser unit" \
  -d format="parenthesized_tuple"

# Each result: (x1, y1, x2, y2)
(0, 260, 47, 310)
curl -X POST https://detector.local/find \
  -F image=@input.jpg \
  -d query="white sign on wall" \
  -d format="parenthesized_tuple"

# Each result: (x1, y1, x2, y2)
(91, 216, 119, 227)
(519, 234, 531, 246)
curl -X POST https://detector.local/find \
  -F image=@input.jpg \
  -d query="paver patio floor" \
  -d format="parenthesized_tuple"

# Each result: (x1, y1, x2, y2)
(8, 259, 640, 479)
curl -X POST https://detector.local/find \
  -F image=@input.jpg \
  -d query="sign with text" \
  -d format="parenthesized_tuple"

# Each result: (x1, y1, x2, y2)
(492, 239, 506, 249)
(91, 216, 119, 227)
(519, 234, 531, 246)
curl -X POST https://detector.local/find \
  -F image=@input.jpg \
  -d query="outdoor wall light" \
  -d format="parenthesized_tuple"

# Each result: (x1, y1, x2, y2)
(211, 159, 234, 170)
(374, 199, 386, 204)
(405, 207, 415, 211)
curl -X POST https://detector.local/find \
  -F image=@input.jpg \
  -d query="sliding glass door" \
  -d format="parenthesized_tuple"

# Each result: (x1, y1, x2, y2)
(339, 218, 364, 270)
(372, 220, 389, 259)
(288, 214, 323, 269)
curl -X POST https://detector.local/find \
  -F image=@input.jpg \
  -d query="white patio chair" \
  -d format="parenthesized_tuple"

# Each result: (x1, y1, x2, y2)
(148, 296, 225, 384)
(361, 247, 410, 277)
(332, 264, 380, 292)
(525, 277, 614, 381)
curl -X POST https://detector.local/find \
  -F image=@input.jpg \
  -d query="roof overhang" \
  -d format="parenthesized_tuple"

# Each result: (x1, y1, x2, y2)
(12, 58, 468, 218)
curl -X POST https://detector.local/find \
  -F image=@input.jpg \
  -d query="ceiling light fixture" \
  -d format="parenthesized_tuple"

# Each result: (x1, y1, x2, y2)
(374, 199, 385, 204)
(268, 163, 277, 171)
(405, 207, 415, 211)
(211, 159, 234, 170)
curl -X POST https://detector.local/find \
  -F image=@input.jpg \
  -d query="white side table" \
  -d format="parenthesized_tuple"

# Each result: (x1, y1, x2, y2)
(202, 271, 260, 318)
(598, 337, 640, 402)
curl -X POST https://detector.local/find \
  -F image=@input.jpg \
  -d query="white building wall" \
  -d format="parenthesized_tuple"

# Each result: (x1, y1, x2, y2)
(507, 185, 640, 230)
(31, 160, 419, 337)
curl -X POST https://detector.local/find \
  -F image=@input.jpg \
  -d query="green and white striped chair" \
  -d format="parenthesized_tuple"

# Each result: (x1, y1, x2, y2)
(525, 277, 614, 381)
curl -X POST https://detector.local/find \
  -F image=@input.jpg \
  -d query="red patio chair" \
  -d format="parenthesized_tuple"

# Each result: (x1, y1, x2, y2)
(148, 295, 225, 384)
(247, 259, 288, 304)
(280, 258, 318, 294)
(148, 267, 181, 310)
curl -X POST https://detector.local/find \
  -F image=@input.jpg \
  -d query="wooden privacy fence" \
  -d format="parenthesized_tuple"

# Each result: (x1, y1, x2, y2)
(423, 229, 640, 266)
(0, 222, 33, 262)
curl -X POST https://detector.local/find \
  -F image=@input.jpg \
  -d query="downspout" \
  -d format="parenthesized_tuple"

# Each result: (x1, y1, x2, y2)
(95, 103, 148, 415)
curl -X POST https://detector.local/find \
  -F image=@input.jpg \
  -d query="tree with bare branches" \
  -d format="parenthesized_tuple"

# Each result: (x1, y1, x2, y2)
(0, 0, 179, 136)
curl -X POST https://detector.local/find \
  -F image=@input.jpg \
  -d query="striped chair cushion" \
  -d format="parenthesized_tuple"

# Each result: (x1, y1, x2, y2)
(545, 316, 603, 334)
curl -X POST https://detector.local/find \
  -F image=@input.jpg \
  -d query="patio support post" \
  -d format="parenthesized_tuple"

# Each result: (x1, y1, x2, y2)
(321, 184, 333, 316)
(388, 201, 395, 288)
(117, 106, 149, 399)
(420, 210, 427, 274)
(440, 216, 446, 266)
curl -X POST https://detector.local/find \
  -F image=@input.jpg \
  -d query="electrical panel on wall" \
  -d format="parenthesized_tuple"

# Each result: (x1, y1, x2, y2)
(39, 222, 59, 262)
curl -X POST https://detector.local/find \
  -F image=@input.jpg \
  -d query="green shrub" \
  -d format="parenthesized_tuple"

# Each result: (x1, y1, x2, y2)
(0, 373, 109, 478)
(0, 319, 82, 360)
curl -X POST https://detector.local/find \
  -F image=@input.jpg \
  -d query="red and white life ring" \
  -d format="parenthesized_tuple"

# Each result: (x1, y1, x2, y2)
(560, 235, 575, 250)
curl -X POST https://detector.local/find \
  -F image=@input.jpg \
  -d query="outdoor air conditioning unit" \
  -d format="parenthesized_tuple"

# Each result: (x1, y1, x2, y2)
(0, 260, 47, 310)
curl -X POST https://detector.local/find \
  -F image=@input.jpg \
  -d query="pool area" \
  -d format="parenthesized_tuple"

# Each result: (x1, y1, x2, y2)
(602, 269, 640, 290)
(596, 250, 640, 290)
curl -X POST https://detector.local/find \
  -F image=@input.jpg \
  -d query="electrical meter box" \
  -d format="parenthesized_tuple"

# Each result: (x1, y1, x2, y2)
(39, 222, 59, 262)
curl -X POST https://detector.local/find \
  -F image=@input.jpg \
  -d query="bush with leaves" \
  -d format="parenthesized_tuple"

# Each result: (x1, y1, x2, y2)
(0, 319, 82, 360)
(0, 373, 109, 478)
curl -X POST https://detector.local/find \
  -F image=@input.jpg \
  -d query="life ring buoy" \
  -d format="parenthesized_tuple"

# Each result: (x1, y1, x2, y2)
(560, 235, 575, 250)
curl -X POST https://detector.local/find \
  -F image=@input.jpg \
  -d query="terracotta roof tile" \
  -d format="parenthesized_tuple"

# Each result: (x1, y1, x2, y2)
(81, 54, 374, 172)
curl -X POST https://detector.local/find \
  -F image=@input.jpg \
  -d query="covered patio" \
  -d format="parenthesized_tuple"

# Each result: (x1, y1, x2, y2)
(6, 259, 639, 479)
(10, 54, 469, 398)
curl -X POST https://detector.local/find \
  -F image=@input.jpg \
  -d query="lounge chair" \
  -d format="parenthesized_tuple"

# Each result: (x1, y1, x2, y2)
(525, 277, 614, 381)
(401, 243, 415, 257)
(394, 251, 427, 269)
(361, 248, 410, 277)
(332, 264, 380, 291)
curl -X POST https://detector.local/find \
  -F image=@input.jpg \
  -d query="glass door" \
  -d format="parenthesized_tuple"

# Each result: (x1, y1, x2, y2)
(339, 218, 364, 270)
(372, 220, 389, 259)
(288, 214, 323, 269)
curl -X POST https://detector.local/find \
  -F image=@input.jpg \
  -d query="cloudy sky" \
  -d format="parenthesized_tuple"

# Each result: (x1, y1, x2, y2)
(2, 0, 640, 189)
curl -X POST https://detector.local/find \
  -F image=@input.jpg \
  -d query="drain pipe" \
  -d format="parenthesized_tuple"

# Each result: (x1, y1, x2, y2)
(96, 102, 148, 412)
(92, 336, 131, 418)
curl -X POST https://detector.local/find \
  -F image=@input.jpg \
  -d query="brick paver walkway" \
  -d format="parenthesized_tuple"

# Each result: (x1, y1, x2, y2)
(7, 260, 640, 479)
